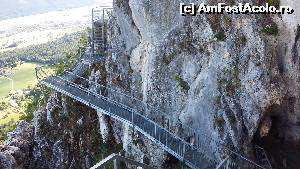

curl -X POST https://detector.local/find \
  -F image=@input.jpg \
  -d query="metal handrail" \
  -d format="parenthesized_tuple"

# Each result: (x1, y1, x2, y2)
(37, 67, 267, 169)
(56, 73, 212, 157)
(41, 76, 209, 169)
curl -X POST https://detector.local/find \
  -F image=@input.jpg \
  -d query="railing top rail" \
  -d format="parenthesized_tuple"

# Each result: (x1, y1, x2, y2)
(60, 71, 265, 169)
(44, 75, 215, 166)
(93, 6, 113, 9)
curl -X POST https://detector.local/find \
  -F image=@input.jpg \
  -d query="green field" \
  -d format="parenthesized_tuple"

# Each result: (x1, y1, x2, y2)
(0, 63, 39, 98)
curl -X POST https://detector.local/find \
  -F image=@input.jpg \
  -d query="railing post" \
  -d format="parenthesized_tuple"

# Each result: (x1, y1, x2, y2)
(88, 82, 91, 106)
(144, 102, 148, 115)
(226, 159, 229, 169)
(132, 111, 134, 134)
(102, 8, 105, 52)
(183, 142, 186, 163)
(114, 159, 119, 169)
(92, 8, 95, 57)
(108, 91, 111, 114)
(158, 126, 160, 143)
(154, 123, 157, 139)
(197, 134, 199, 150)
(166, 131, 168, 147)
(98, 83, 101, 96)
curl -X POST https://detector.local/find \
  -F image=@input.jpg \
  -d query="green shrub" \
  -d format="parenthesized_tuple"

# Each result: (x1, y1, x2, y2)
(0, 101, 8, 111)
(228, 0, 235, 6)
(262, 22, 279, 36)
(240, 35, 247, 46)
(215, 31, 226, 41)
(162, 54, 175, 65)
(20, 86, 50, 122)
(214, 95, 222, 108)
(54, 64, 66, 76)
(224, 15, 232, 27)
(267, 0, 280, 7)
(228, 113, 237, 125)
(0, 120, 17, 144)
(175, 75, 190, 93)
(214, 116, 225, 132)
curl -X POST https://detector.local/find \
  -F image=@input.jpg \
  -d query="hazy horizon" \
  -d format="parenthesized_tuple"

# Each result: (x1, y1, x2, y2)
(0, 0, 112, 20)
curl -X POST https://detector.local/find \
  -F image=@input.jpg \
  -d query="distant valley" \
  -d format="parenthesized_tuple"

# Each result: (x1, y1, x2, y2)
(0, 0, 112, 66)
(0, 0, 97, 20)
(0, 6, 91, 53)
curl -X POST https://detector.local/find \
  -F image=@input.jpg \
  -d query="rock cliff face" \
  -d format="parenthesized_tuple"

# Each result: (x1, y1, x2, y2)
(1, 0, 300, 169)
(107, 0, 300, 168)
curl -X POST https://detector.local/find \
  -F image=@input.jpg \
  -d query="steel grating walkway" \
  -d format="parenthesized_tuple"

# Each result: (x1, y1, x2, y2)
(40, 75, 214, 169)
(38, 70, 271, 169)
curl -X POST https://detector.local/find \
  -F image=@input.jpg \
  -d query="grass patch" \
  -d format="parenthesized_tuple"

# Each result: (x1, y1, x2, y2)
(0, 63, 40, 98)
(0, 99, 23, 144)
(0, 113, 21, 125)
(0, 120, 17, 145)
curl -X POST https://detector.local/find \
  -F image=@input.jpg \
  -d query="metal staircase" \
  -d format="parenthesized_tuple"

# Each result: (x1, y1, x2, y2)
(92, 7, 112, 56)
(35, 6, 274, 169)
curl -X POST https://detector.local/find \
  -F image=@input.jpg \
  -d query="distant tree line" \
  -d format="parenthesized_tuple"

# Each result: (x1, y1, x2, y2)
(0, 30, 89, 68)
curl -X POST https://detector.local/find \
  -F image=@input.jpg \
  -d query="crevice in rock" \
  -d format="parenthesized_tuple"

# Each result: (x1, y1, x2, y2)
(252, 102, 300, 169)
(292, 25, 300, 64)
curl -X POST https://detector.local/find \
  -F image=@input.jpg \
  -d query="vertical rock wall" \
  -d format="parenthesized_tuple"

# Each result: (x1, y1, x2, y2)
(103, 0, 300, 168)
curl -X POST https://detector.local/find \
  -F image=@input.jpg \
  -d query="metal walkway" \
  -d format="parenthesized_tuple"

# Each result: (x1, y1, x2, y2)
(37, 69, 271, 169)
(38, 72, 214, 169)
(36, 6, 273, 169)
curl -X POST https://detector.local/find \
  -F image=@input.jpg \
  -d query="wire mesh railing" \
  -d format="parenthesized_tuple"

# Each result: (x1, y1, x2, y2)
(39, 74, 215, 169)
(64, 70, 214, 156)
